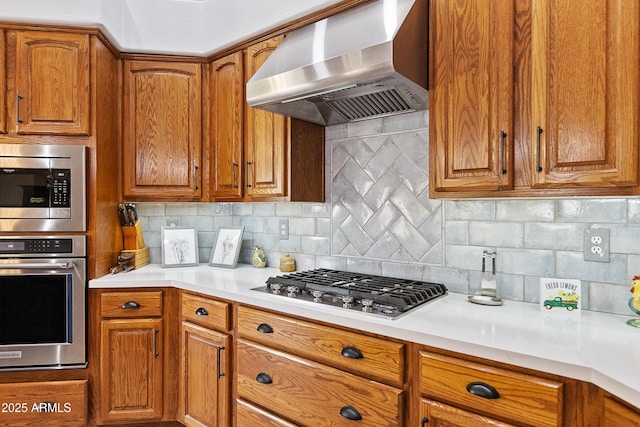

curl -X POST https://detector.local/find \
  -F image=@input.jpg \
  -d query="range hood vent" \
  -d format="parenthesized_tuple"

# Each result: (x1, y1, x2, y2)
(246, 0, 428, 126)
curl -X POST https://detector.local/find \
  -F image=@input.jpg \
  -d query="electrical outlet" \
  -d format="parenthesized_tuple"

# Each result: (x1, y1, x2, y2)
(584, 228, 610, 262)
(166, 217, 181, 227)
(279, 219, 289, 240)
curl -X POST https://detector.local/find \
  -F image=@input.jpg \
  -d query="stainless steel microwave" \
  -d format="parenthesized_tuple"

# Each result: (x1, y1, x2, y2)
(0, 144, 86, 232)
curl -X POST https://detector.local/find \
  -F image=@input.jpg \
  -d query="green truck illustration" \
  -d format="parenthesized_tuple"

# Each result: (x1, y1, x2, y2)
(543, 297, 578, 311)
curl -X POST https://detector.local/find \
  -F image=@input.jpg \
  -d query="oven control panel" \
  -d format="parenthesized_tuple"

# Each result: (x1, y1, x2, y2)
(0, 236, 85, 257)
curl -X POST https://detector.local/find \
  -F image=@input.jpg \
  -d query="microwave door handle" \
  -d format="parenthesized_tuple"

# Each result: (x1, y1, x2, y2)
(0, 261, 74, 270)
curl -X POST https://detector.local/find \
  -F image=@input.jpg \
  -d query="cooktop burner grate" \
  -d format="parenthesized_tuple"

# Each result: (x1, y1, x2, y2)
(254, 268, 448, 319)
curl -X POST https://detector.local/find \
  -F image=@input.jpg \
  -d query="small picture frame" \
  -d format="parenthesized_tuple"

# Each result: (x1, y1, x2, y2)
(161, 226, 199, 268)
(209, 226, 244, 268)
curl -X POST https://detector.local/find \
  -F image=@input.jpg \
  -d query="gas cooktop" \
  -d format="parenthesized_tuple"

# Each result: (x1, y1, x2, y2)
(252, 268, 448, 319)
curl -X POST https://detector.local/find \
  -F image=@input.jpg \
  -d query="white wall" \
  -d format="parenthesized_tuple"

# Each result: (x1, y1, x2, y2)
(0, 0, 342, 55)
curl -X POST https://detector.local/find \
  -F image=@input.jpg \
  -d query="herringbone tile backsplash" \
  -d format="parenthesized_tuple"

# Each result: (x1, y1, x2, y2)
(330, 131, 443, 264)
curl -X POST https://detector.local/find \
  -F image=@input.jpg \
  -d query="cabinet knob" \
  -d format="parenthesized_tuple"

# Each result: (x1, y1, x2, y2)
(256, 372, 272, 384)
(121, 301, 140, 309)
(257, 323, 273, 334)
(339, 405, 362, 421)
(466, 381, 500, 399)
(341, 346, 363, 359)
(195, 307, 208, 316)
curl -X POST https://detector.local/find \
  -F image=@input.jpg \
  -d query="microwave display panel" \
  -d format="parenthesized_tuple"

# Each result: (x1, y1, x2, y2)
(0, 168, 70, 208)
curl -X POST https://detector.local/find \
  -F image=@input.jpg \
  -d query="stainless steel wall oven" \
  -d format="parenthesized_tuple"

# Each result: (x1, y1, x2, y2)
(0, 235, 86, 371)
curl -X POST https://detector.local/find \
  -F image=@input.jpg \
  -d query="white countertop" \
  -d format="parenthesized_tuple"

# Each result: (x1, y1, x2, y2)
(90, 263, 640, 410)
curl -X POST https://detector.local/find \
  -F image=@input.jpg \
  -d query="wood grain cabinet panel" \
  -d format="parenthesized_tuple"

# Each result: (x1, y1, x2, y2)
(430, 0, 640, 197)
(236, 399, 298, 427)
(244, 36, 287, 199)
(530, 0, 639, 188)
(602, 396, 640, 426)
(180, 321, 230, 427)
(11, 30, 90, 135)
(181, 292, 230, 331)
(209, 51, 244, 200)
(420, 398, 517, 427)
(123, 60, 202, 200)
(236, 339, 403, 427)
(99, 318, 164, 423)
(0, 30, 5, 134)
(236, 305, 405, 386)
(430, 0, 514, 192)
(419, 350, 563, 427)
(0, 380, 88, 427)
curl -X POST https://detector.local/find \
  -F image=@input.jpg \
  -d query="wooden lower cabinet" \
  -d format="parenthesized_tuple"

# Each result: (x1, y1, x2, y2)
(235, 305, 405, 426)
(90, 288, 178, 426)
(236, 339, 403, 426)
(179, 292, 231, 427)
(236, 399, 298, 427)
(418, 349, 564, 427)
(420, 398, 517, 427)
(0, 380, 88, 427)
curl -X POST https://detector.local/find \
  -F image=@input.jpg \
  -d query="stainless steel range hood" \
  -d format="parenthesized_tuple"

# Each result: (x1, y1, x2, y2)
(246, 0, 428, 126)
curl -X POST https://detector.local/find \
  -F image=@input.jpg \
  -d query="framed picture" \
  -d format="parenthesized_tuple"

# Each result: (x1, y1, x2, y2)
(161, 226, 199, 267)
(209, 226, 244, 268)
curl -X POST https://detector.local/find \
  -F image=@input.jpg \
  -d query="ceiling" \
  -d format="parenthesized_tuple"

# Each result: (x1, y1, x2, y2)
(0, 0, 343, 55)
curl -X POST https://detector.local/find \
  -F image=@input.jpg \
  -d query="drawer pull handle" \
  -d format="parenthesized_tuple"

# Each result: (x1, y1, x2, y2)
(256, 372, 272, 384)
(466, 381, 500, 399)
(195, 307, 208, 316)
(217, 346, 225, 378)
(341, 346, 363, 359)
(421, 416, 429, 426)
(122, 301, 140, 309)
(340, 405, 362, 421)
(257, 323, 273, 334)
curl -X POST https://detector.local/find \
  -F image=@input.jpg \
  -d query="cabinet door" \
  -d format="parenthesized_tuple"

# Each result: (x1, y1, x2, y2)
(181, 322, 230, 427)
(210, 51, 244, 199)
(244, 36, 288, 199)
(99, 318, 163, 423)
(123, 60, 202, 200)
(602, 396, 640, 426)
(420, 398, 517, 427)
(530, 0, 639, 188)
(14, 31, 90, 135)
(0, 30, 5, 134)
(430, 0, 514, 192)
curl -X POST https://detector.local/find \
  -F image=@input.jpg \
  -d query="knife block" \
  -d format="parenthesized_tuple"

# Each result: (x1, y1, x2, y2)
(122, 221, 146, 250)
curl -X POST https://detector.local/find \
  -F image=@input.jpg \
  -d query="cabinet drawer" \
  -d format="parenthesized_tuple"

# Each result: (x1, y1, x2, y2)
(237, 399, 297, 427)
(419, 351, 563, 427)
(100, 290, 163, 318)
(182, 292, 230, 331)
(0, 380, 87, 426)
(237, 339, 403, 427)
(237, 305, 404, 386)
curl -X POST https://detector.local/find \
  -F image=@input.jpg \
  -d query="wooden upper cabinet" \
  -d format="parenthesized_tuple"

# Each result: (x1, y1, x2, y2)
(530, 0, 639, 188)
(13, 30, 90, 135)
(431, 0, 640, 197)
(0, 30, 5, 135)
(244, 35, 288, 199)
(430, 0, 514, 193)
(123, 60, 202, 200)
(210, 51, 244, 200)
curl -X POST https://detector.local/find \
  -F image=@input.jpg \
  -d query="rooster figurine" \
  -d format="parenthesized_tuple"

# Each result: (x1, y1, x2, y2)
(628, 275, 640, 328)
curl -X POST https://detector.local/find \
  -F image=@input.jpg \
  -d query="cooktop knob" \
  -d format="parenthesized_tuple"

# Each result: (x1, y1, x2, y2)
(287, 286, 299, 298)
(341, 295, 354, 308)
(311, 290, 324, 302)
(361, 299, 374, 312)
(270, 283, 282, 295)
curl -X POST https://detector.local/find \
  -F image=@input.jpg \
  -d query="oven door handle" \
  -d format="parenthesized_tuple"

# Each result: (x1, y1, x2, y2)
(0, 261, 74, 270)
